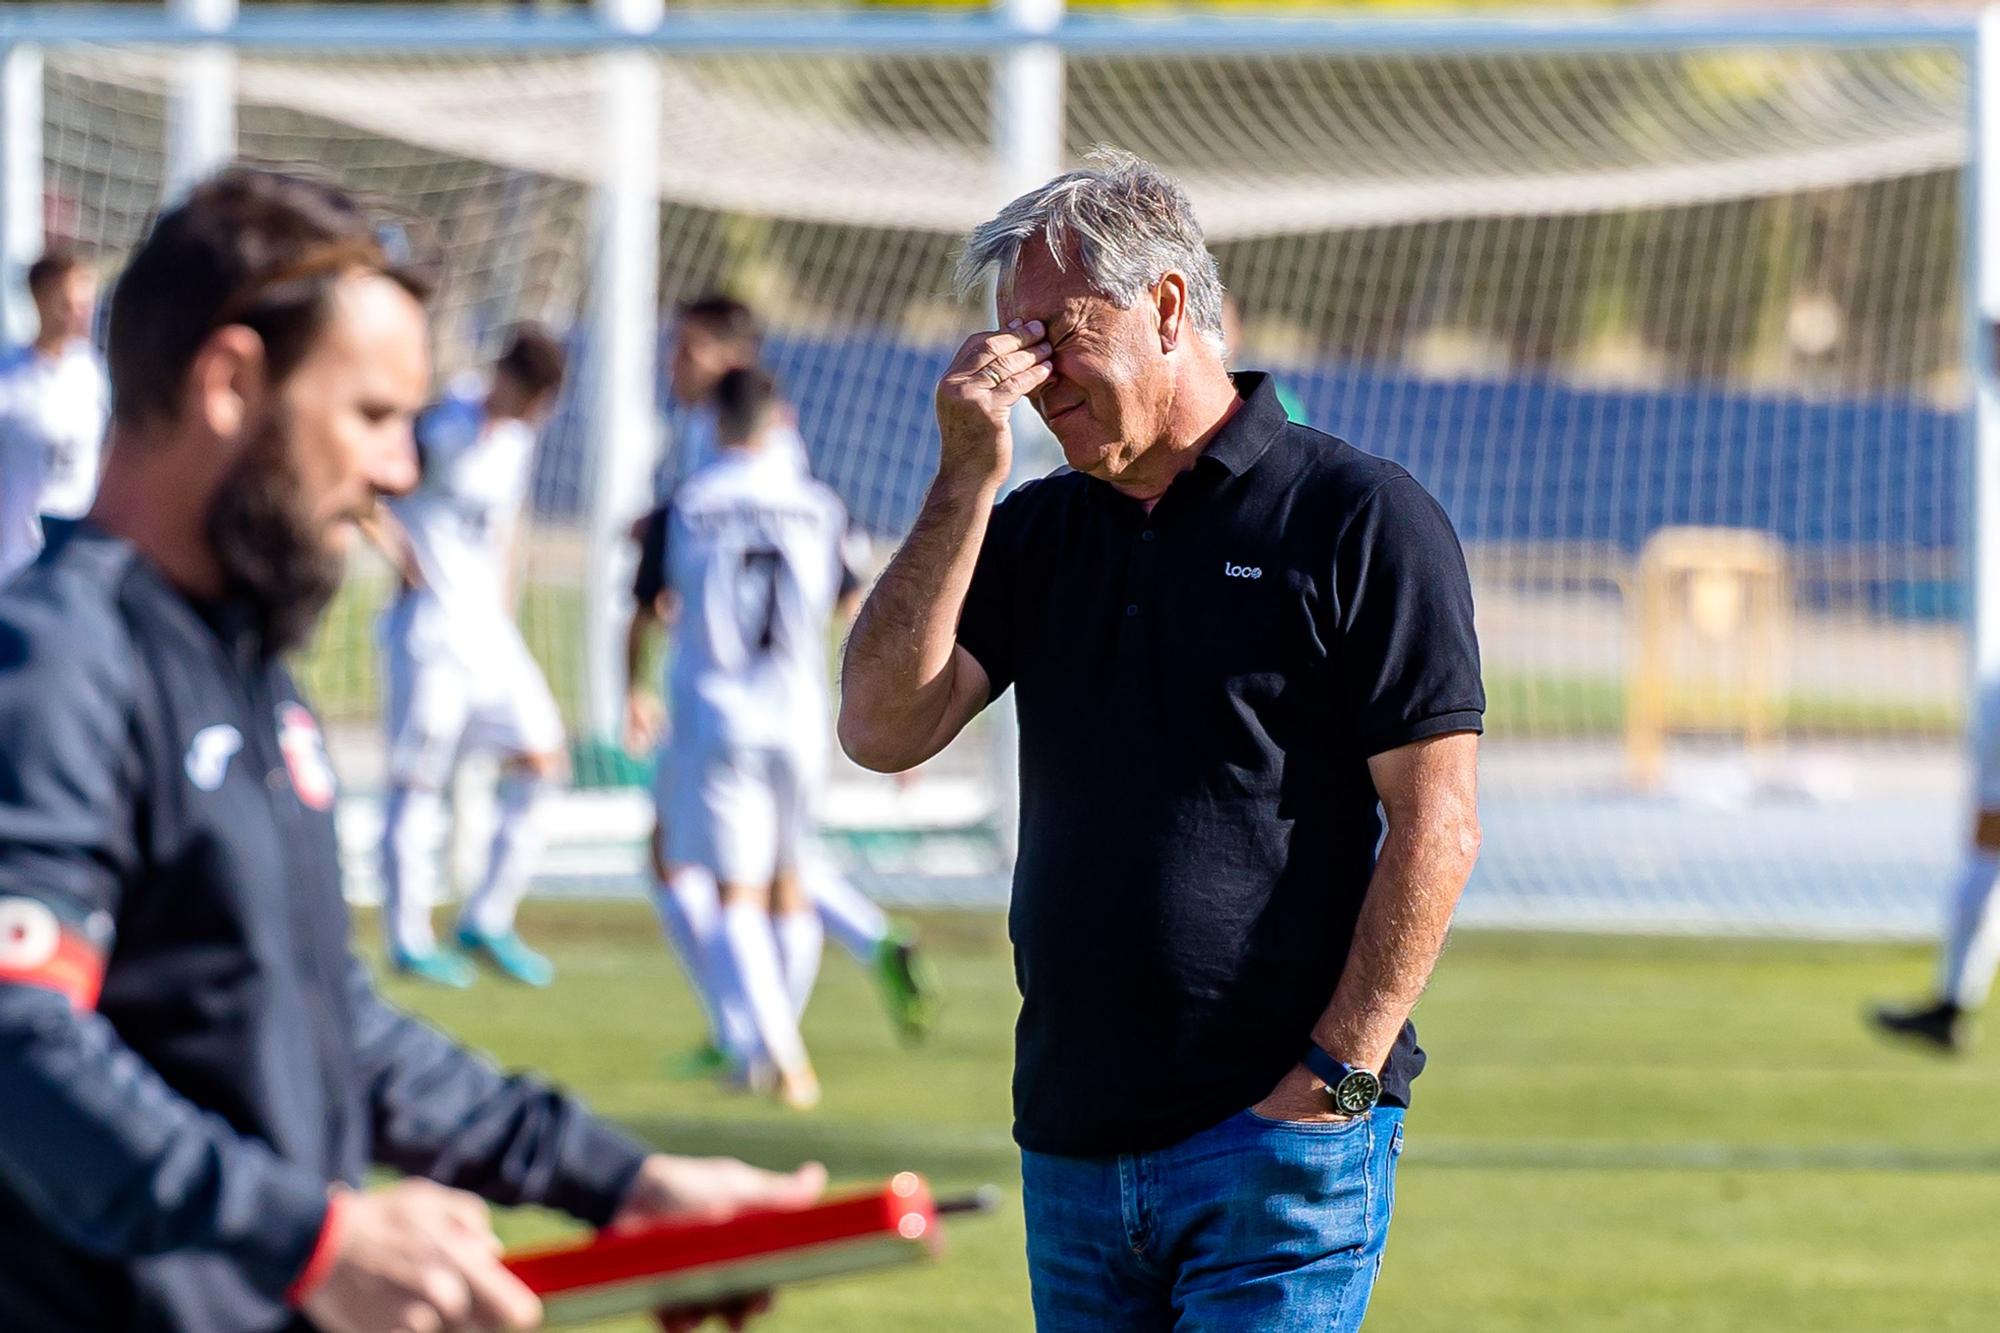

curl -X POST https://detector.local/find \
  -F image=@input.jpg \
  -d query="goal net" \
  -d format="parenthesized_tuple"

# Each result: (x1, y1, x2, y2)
(25, 32, 1972, 933)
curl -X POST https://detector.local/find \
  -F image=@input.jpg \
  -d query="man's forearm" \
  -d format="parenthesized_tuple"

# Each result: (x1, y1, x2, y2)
(838, 471, 998, 763)
(346, 961, 645, 1226)
(1312, 810, 1481, 1073)
(624, 607, 656, 701)
(0, 986, 331, 1289)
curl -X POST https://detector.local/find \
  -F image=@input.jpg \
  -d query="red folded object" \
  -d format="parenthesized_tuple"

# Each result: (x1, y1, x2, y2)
(504, 1173, 943, 1327)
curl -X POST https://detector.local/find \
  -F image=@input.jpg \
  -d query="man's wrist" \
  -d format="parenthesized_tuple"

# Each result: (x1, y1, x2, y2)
(928, 465, 1005, 509)
(542, 1122, 651, 1229)
(1301, 1045, 1386, 1114)
(1308, 1022, 1392, 1075)
(284, 1190, 347, 1309)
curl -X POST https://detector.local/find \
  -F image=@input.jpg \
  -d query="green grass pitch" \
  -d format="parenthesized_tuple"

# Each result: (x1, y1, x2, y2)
(367, 903, 2000, 1332)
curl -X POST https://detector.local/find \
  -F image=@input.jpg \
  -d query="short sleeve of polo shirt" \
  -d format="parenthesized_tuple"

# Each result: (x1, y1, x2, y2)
(954, 492, 1021, 701)
(1333, 473, 1485, 755)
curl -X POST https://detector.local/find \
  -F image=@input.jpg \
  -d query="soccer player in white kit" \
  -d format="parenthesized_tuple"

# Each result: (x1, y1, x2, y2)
(646, 367, 856, 1108)
(667, 296, 806, 477)
(1875, 764, 2000, 1052)
(372, 326, 568, 988)
(0, 249, 109, 583)
(629, 298, 934, 1079)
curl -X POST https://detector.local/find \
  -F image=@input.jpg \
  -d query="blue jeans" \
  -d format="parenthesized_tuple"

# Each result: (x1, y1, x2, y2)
(1021, 1107, 1406, 1332)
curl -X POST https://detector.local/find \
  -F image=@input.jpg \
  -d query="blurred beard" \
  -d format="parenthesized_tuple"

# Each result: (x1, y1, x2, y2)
(204, 406, 346, 657)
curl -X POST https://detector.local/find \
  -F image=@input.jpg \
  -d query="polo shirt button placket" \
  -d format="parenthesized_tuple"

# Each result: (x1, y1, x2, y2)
(1128, 518, 1158, 621)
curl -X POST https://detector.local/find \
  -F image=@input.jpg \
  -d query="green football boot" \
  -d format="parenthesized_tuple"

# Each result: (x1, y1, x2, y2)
(872, 928, 939, 1044)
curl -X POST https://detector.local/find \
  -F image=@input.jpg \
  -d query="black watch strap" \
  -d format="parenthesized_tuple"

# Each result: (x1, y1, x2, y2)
(1300, 1044, 1356, 1090)
(1300, 1044, 1382, 1113)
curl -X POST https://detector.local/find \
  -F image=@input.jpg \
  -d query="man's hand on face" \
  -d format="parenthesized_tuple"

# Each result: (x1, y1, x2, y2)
(934, 320, 1051, 487)
(299, 1179, 542, 1333)
(612, 1154, 828, 1333)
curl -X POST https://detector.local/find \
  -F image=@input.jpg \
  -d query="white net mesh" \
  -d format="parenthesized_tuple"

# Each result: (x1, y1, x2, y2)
(44, 48, 602, 753)
(28, 36, 1973, 931)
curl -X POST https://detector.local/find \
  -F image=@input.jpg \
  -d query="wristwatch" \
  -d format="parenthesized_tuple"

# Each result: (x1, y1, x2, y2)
(1301, 1044, 1382, 1115)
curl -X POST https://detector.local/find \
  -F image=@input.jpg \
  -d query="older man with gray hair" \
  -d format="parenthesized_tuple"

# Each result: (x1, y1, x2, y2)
(840, 147, 1484, 1330)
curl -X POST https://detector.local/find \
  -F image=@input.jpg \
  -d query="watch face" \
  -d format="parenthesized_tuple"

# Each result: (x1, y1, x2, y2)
(1333, 1069, 1382, 1114)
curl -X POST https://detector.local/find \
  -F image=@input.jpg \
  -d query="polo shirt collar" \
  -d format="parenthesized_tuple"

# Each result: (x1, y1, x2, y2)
(1199, 371, 1287, 477)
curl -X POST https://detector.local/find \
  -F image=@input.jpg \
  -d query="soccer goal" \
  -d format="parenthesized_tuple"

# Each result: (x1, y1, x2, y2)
(0, 5, 1988, 936)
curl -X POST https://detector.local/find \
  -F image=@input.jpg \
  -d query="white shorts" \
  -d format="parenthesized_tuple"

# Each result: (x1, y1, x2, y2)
(658, 740, 823, 888)
(381, 594, 565, 789)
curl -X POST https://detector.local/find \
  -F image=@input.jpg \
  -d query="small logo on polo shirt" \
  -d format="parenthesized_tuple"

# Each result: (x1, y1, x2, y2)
(1223, 561, 1263, 580)
(184, 724, 244, 792)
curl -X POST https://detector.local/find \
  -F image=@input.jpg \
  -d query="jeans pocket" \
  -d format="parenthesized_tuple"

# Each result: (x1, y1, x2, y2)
(1240, 1106, 1376, 1136)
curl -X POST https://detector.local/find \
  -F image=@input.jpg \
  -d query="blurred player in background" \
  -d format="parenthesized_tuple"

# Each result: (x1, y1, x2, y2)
(1870, 326, 2000, 1053)
(629, 300, 934, 1075)
(1873, 802, 2000, 1051)
(370, 326, 569, 988)
(662, 294, 807, 481)
(630, 367, 862, 1110)
(0, 248, 110, 583)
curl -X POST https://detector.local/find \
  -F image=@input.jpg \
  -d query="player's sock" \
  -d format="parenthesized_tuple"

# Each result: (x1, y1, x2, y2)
(708, 947, 761, 1070)
(774, 909, 824, 1019)
(458, 772, 550, 938)
(652, 865, 730, 1047)
(806, 860, 889, 963)
(1941, 850, 2000, 1009)
(380, 783, 445, 959)
(701, 888, 766, 1069)
(719, 902, 810, 1079)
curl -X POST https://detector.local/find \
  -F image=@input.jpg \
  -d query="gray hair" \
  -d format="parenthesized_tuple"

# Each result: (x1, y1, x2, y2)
(955, 146, 1227, 356)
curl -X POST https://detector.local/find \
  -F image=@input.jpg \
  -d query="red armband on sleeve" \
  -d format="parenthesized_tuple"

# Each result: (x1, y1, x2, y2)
(285, 1192, 347, 1309)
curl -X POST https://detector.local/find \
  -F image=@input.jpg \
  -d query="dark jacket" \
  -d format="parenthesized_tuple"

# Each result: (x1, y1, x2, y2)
(0, 523, 645, 1332)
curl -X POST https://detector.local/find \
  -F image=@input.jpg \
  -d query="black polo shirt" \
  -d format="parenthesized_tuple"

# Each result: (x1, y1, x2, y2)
(957, 372, 1484, 1157)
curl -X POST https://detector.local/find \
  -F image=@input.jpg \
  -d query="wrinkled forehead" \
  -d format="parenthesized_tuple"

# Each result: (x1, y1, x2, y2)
(996, 233, 1111, 330)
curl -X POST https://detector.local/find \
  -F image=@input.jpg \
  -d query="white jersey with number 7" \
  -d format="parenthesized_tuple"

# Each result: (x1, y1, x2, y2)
(664, 446, 853, 752)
